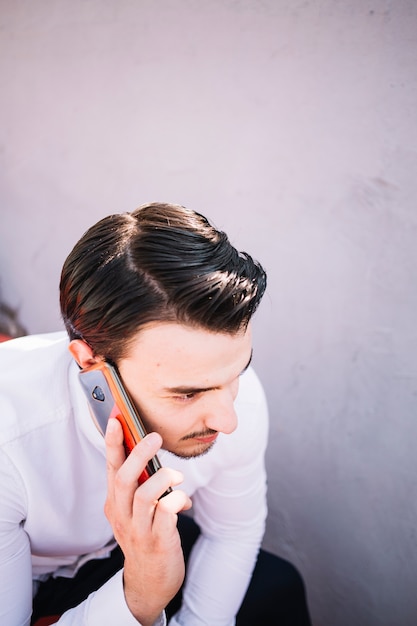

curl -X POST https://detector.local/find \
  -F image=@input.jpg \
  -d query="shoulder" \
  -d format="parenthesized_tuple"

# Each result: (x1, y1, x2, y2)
(0, 331, 72, 443)
(0, 331, 69, 367)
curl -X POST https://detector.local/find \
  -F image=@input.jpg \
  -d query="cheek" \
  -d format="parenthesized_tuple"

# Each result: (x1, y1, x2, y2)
(128, 396, 166, 435)
(139, 403, 193, 438)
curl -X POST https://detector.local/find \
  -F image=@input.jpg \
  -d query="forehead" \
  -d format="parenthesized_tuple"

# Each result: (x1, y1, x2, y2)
(121, 322, 252, 388)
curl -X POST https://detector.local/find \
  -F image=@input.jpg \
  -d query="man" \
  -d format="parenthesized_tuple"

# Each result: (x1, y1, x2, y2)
(0, 203, 311, 625)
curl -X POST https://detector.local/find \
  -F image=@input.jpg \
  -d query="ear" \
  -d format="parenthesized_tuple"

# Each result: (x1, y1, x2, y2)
(68, 339, 101, 369)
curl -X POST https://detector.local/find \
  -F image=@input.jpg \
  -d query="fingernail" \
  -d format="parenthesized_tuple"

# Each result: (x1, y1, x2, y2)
(106, 418, 118, 435)
(144, 432, 162, 447)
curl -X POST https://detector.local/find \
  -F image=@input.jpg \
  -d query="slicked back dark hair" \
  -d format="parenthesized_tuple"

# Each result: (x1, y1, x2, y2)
(60, 202, 267, 362)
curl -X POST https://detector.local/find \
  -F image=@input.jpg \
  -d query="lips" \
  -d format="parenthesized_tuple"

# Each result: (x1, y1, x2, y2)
(194, 433, 219, 444)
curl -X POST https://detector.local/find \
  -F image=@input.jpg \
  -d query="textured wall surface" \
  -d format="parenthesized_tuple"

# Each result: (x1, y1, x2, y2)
(1, 2, 417, 625)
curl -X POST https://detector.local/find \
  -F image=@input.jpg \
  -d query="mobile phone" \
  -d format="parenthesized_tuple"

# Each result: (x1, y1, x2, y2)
(79, 361, 170, 492)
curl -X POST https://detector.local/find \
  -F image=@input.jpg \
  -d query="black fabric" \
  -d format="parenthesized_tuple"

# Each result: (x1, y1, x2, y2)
(236, 549, 312, 626)
(167, 515, 312, 626)
(32, 515, 312, 626)
(31, 547, 124, 624)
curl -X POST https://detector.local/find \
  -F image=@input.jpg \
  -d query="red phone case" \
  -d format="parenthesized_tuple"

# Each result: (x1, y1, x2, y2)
(79, 361, 167, 488)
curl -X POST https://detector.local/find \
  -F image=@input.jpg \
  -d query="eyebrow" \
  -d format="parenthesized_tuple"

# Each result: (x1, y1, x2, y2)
(164, 349, 253, 395)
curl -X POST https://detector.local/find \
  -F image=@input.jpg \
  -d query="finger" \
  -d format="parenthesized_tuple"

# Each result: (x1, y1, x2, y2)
(112, 431, 164, 518)
(131, 468, 186, 533)
(119, 431, 163, 485)
(156, 489, 193, 516)
(152, 490, 193, 538)
(105, 417, 126, 470)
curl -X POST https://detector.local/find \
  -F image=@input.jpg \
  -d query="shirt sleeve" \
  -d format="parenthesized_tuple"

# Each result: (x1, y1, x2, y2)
(0, 449, 165, 626)
(169, 368, 269, 626)
(0, 447, 34, 626)
(49, 571, 166, 626)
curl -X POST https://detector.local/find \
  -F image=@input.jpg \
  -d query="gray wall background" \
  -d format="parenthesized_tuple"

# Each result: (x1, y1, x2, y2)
(1, 2, 417, 625)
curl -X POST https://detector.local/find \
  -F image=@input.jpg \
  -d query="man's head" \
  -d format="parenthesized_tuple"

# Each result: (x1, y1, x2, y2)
(60, 202, 267, 363)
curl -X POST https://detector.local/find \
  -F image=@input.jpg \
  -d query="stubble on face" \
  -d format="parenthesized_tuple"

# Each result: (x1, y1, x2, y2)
(175, 428, 219, 458)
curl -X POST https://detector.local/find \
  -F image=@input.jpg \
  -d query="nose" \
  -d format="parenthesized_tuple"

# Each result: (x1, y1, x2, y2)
(204, 383, 239, 435)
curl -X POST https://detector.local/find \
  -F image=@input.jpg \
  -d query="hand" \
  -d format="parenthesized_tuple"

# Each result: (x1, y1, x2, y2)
(104, 418, 192, 626)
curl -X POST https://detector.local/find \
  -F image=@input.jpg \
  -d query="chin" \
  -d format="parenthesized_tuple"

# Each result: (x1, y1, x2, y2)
(172, 440, 216, 459)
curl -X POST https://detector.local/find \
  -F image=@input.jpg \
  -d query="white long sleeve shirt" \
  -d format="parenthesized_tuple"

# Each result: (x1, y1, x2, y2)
(0, 332, 268, 626)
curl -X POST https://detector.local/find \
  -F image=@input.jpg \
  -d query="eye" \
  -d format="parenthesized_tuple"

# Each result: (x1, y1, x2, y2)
(175, 392, 197, 402)
(166, 388, 206, 403)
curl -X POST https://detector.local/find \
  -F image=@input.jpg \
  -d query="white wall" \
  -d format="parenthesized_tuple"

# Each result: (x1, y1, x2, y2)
(1, 2, 417, 625)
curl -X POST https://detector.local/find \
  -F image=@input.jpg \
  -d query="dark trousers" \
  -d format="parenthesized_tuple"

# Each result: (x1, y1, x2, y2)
(32, 515, 312, 626)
